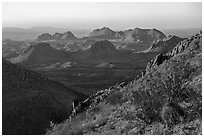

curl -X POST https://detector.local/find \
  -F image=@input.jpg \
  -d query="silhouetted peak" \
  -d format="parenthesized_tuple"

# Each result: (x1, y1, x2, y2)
(101, 27, 112, 30)
(39, 33, 52, 37)
(37, 31, 77, 41)
(92, 27, 114, 32)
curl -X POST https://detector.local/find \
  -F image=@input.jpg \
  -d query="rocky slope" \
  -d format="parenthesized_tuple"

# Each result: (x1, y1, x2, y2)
(37, 31, 77, 41)
(48, 32, 202, 135)
(9, 42, 72, 67)
(145, 35, 184, 53)
(2, 60, 85, 135)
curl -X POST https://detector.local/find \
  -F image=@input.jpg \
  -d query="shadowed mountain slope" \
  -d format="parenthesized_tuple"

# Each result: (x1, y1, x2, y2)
(2, 60, 85, 135)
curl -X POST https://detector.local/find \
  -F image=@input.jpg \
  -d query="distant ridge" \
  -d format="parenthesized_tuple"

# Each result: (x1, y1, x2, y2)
(88, 27, 117, 38)
(10, 42, 71, 66)
(87, 27, 166, 43)
(121, 27, 166, 43)
(37, 31, 77, 41)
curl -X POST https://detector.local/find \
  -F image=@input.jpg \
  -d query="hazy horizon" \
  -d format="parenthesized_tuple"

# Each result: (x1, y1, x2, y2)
(2, 2, 202, 30)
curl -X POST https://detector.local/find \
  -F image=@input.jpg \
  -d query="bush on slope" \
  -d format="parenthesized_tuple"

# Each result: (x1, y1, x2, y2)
(48, 32, 202, 135)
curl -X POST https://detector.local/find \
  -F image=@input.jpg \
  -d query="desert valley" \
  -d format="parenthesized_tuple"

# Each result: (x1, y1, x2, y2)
(2, 2, 202, 135)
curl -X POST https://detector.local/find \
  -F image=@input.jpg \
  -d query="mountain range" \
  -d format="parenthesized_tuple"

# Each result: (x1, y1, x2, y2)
(88, 27, 166, 43)
(3, 26, 201, 41)
(2, 27, 90, 40)
(9, 31, 184, 69)
(37, 31, 77, 41)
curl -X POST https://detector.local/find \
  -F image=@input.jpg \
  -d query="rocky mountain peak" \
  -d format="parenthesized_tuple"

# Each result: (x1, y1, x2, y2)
(89, 27, 116, 37)
(60, 31, 77, 39)
(37, 33, 53, 41)
(101, 27, 112, 30)
(37, 31, 77, 41)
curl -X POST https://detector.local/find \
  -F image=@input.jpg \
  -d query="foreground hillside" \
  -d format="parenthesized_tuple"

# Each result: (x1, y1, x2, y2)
(2, 60, 85, 134)
(48, 32, 202, 135)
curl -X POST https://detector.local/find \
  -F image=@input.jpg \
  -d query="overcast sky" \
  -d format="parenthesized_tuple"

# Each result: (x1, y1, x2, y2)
(2, 2, 202, 30)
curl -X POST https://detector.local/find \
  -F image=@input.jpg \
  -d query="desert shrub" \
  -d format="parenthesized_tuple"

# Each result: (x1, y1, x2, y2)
(89, 106, 101, 114)
(173, 119, 202, 135)
(106, 91, 126, 105)
(144, 122, 167, 135)
(47, 33, 202, 135)
(160, 101, 185, 127)
(130, 51, 201, 126)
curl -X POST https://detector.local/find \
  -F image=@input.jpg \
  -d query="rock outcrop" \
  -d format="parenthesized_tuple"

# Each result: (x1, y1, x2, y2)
(169, 33, 201, 56)
(147, 35, 184, 53)
(145, 53, 170, 73)
(146, 31, 202, 73)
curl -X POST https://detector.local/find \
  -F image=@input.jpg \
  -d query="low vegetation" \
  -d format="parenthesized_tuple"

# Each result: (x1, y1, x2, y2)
(48, 32, 202, 135)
